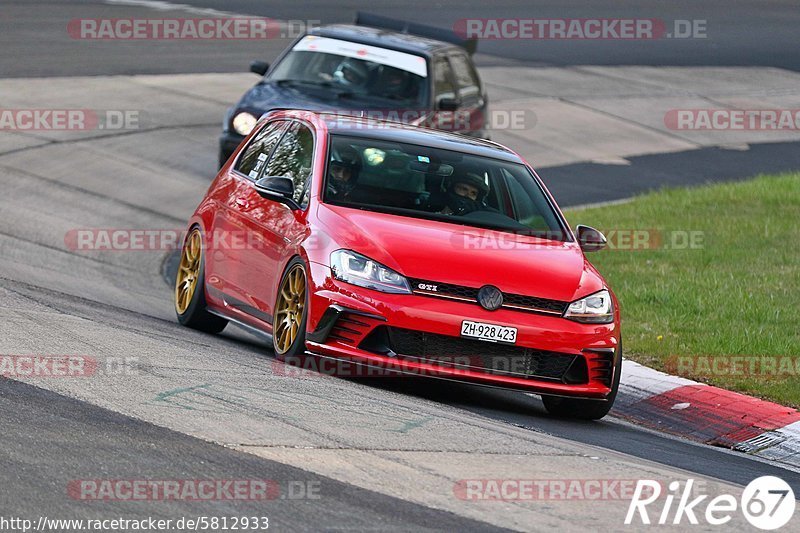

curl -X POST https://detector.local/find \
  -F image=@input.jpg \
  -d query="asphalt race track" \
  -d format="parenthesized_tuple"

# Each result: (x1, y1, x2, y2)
(1, 1, 799, 531)
(4, 0, 800, 76)
(1, 377, 508, 531)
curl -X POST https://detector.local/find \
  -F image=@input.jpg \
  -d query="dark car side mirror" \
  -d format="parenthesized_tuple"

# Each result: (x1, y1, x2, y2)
(437, 97, 460, 111)
(250, 60, 270, 76)
(254, 176, 300, 209)
(576, 225, 607, 252)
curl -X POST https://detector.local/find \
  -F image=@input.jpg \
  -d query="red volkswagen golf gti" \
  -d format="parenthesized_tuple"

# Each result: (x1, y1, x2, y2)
(175, 110, 621, 419)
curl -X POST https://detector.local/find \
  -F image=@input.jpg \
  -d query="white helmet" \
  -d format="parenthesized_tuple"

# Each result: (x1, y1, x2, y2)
(333, 58, 369, 87)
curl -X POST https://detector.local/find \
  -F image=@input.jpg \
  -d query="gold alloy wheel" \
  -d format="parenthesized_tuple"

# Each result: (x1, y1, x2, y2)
(274, 263, 306, 354)
(175, 229, 202, 315)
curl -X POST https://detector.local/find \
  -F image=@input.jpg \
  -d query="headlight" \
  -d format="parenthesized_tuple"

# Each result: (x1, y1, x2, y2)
(232, 112, 257, 136)
(330, 250, 411, 294)
(564, 289, 614, 323)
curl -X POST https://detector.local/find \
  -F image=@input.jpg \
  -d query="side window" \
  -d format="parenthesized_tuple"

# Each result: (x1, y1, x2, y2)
(449, 54, 480, 98)
(433, 57, 456, 100)
(264, 122, 314, 206)
(235, 121, 286, 179)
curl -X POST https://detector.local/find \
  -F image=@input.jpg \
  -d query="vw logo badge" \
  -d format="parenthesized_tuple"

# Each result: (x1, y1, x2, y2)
(477, 285, 503, 311)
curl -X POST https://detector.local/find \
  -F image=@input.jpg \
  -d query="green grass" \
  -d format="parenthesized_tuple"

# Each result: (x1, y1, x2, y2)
(564, 173, 800, 407)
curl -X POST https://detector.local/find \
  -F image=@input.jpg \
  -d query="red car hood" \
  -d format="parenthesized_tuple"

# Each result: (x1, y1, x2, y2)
(316, 205, 604, 303)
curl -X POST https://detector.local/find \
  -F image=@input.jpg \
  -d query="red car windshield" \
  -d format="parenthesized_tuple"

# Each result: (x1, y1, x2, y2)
(323, 134, 569, 240)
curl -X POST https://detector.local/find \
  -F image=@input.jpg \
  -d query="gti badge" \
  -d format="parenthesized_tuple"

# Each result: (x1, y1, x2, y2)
(477, 285, 503, 311)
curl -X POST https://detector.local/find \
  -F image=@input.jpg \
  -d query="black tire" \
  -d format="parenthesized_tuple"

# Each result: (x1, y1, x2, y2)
(541, 344, 622, 420)
(175, 228, 228, 334)
(272, 257, 309, 360)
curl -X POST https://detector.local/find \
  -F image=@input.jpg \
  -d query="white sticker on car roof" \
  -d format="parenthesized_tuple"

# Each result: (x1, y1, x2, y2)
(293, 35, 428, 78)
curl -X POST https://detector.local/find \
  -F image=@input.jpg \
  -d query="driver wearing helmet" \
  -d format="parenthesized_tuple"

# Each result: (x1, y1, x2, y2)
(326, 146, 363, 201)
(428, 168, 492, 215)
(374, 66, 414, 100)
(333, 58, 369, 89)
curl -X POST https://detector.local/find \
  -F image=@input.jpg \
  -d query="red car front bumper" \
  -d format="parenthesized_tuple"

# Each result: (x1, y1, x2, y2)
(304, 262, 620, 399)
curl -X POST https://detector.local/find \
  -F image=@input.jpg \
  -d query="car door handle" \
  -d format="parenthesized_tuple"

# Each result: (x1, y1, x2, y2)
(235, 197, 249, 208)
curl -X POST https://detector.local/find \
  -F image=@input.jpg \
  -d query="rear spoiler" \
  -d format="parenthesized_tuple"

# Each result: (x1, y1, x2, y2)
(355, 12, 478, 55)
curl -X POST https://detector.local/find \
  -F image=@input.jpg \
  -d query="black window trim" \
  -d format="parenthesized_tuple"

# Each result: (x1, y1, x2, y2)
(235, 118, 318, 211)
(283, 119, 317, 210)
(232, 119, 289, 182)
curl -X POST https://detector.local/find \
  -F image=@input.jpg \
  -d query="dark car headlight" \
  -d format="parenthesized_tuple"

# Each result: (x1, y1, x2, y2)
(330, 250, 411, 294)
(564, 289, 614, 323)
(232, 111, 257, 136)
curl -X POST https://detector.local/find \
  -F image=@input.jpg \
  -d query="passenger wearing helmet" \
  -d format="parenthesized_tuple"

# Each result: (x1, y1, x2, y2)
(427, 168, 491, 215)
(374, 66, 414, 101)
(327, 146, 363, 201)
(333, 58, 370, 89)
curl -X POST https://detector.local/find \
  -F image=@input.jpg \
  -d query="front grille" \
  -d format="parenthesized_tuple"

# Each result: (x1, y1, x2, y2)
(408, 278, 568, 315)
(413, 281, 479, 300)
(503, 293, 567, 313)
(359, 326, 585, 383)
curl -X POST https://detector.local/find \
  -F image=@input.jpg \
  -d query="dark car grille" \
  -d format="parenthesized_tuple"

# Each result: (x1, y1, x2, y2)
(359, 326, 586, 383)
(407, 278, 568, 315)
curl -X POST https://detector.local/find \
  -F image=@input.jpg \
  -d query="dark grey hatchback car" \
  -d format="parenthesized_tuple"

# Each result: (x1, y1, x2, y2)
(219, 13, 489, 167)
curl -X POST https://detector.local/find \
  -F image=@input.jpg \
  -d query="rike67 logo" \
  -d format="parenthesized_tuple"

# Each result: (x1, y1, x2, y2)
(626, 476, 795, 530)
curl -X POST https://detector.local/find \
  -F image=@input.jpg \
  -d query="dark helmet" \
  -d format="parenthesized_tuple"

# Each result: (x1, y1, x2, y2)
(378, 66, 411, 97)
(448, 168, 489, 200)
(330, 146, 361, 179)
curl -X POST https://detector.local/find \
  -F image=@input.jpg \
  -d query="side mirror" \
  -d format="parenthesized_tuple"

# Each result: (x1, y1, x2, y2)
(576, 225, 607, 252)
(437, 97, 460, 111)
(250, 60, 270, 76)
(254, 176, 300, 209)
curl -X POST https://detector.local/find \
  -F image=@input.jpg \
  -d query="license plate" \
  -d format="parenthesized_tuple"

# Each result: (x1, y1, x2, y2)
(460, 320, 517, 344)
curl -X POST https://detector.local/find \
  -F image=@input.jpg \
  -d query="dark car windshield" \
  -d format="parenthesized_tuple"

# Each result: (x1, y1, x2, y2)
(323, 134, 569, 240)
(268, 36, 428, 108)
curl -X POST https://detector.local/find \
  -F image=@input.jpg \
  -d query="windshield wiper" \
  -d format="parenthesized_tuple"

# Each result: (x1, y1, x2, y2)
(382, 94, 411, 102)
(276, 79, 356, 99)
(275, 80, 407, 103)
(275, 79, 335, 89)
